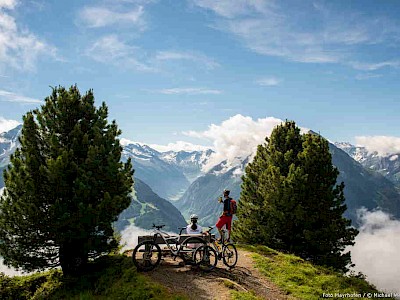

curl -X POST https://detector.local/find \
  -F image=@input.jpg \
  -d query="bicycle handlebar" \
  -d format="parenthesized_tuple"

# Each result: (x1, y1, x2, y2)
(178, 227, 186, 235)
(206, 226, 215, 233)
(152, 223, 165, 230)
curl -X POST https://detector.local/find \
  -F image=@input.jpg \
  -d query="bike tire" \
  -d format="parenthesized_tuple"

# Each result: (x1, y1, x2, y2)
(132, 240, 161, 271)
(179, 236, 207, 264)
(193, 245, 218, 272)
(222, 243, 238, 268)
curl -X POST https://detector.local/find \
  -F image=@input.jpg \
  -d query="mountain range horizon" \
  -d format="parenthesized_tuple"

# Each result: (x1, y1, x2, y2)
(2, 123, 400, 229)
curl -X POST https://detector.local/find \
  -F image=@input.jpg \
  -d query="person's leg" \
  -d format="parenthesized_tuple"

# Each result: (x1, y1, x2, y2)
(227, 217, 233, 241)
(217, 228, 223, 241)
(216, 216, 224, 241)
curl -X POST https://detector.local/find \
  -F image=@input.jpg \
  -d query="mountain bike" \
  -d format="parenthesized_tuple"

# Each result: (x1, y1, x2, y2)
(132, 224, 215, 271)
(193, 226, 238, 270)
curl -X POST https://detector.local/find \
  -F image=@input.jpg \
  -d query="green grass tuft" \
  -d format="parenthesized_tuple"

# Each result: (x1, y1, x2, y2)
(239, 245, 389, 300)
(0, 255, 186, 300)
(223, 279, 236, 289)
(231, 290, 264, 300)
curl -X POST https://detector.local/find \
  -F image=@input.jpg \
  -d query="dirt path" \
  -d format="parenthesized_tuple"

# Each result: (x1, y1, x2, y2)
(137, 249, 290, 300)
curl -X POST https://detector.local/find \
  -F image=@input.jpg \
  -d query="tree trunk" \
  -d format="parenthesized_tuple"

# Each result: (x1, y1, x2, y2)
(59, 241, 88, 277)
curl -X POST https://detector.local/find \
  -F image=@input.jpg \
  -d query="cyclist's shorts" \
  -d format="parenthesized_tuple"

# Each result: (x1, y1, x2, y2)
(216, 215, 233, 230)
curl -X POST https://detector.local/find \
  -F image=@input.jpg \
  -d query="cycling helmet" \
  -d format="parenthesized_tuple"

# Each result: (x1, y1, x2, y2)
(190, 214, 198, 223)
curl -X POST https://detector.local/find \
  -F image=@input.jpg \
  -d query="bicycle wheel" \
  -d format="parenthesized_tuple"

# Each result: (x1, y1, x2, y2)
(193, 245, 218, 271)
(222, 243, 238, 268)
(179, 236, 206, 264)
(132, 241, 161, 271)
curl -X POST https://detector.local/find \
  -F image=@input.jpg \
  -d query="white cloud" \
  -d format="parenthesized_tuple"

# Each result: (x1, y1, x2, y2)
(0, 89, 42, 104)
(0, 0, 17, 9)
(119, 225, 154, 252)
(79, 5, 145, 29)
(232, 167, 244, 177)
(157, 87, 222, 95)
(355, 136, 400, 156)
(256, 77, 281, 86)
(183, 114, 284, 170)
(86, 35, 134, 61)
(350, 209, 400, 293)
(155, 51, 220, 70)
(0, 2, 57, 71)
(86, 45, 219, 73)
(355, 73, 382, 80)
(192, 0, 272, 19)
(192, 1, 400, 66)
(0, 257, 28, 276)
(119, 225, 175, 253)
(119, 138, 136, 147)
(213, 14, 341, 63)
(116, 0, 155, 3)
(0, 116, 19, 133)
(85, 35, 154, 71)
(350, 61, 400, 71)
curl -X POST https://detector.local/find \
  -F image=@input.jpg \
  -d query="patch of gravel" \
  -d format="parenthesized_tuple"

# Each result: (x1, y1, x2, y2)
(132, 249, 290, 300)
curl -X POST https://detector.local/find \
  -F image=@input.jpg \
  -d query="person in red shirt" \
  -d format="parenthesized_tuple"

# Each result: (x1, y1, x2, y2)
(215, 189, 234, 242)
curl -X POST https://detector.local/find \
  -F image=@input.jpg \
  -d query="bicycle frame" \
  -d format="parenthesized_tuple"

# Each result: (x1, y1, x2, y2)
(133, 224, 220, 271)
(149, 226, 204, 258)
(205, 227, 226, 255)
(204, 227, 237, 266)
(150, 228, 182, 257)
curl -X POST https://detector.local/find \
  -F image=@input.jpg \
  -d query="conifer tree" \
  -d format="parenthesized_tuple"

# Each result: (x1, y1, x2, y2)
(232, 121, 358, 272)
(0, 86, 133, 276)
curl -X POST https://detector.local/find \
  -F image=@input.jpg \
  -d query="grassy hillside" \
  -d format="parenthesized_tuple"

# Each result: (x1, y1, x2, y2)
(115, 178, 187, 233)
(239, 245, 389, 300)
(0, 255, 186, 300)
(1, 246, 391, 300)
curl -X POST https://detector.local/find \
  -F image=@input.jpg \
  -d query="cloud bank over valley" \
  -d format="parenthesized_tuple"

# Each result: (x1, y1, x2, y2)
(350, 209, 400, 293)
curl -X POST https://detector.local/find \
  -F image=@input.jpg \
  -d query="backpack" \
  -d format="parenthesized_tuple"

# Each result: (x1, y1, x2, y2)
(230, 199, 237, 215)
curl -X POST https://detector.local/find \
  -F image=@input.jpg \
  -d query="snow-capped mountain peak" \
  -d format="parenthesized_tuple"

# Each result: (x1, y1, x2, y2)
(334, 142, 370, 163)
(335, 142, 400, 186)
(334, 142, 354, 150)
(158, 149, 214, 182)
(0, 125, 22, 166)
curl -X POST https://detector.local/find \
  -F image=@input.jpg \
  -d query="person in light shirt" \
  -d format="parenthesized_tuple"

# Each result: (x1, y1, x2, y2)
(186, 214, 202, 234)
(181, 214, 203, 264)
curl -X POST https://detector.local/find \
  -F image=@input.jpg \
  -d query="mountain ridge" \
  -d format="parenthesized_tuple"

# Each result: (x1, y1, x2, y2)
(116, 178, 187, 233)
(335, 142, 400, 187)
(121, 142, 213, 200)
(2, 125, 400, 228)
(175, 157, 248, 226)
(176, 141, 400, 227)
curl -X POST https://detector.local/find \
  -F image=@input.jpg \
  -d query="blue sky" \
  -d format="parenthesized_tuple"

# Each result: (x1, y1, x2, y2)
(0, 0, 399, 152)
